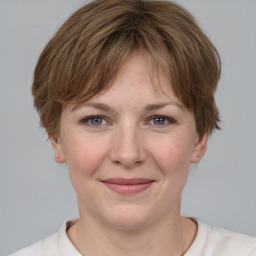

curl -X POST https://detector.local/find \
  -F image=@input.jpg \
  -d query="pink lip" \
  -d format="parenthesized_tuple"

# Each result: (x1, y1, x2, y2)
(102, 178, 155, 195)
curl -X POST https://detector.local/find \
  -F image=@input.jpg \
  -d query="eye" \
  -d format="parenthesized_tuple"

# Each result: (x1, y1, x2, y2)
(80, 116, 108, 127)
(149, 115, 175, 126)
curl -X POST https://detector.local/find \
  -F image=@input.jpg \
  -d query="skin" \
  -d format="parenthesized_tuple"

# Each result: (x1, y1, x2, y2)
(51, 53, 208, 256)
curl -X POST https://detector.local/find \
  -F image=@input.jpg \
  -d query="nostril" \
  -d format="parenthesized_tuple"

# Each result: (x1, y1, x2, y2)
(113, 160, 121, 165)
(112, 158, 145, 169)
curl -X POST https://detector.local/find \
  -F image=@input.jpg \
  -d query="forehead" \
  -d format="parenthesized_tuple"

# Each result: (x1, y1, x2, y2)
(95, 53, 177, 101)
(68, 53, 184, 113)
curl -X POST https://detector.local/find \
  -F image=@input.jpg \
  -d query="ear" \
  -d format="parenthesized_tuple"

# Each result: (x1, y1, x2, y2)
(50, 136, 66, 164)
(190, 132, 209, 163)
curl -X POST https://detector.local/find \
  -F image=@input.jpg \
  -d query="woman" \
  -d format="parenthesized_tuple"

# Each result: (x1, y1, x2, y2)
(9, 0, 256, 255)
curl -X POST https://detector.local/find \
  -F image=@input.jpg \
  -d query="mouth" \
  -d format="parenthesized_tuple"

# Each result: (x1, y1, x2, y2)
(101, 178, 155, 195)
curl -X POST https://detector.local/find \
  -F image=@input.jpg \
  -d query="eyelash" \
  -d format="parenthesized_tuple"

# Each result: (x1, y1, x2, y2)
(147, 115, 176, 127)
(80, 115, 109, 127)
(79, 115, 176, 128)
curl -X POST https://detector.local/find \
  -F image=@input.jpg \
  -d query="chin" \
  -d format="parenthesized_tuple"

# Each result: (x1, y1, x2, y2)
(103, 204, 155, 231)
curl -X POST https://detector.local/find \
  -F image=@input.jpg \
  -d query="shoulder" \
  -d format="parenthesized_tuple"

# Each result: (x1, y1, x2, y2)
(203, 223, 256, 255)
(8, 220, 80, 256)
(186, 218, 256, 256)
(8, 233, 59, 256)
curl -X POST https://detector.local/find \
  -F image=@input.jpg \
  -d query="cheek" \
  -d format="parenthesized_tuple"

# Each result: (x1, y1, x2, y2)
(63, 136, 110, 200)
(149, 133, 194, 173)
(63, 135, 109, 178)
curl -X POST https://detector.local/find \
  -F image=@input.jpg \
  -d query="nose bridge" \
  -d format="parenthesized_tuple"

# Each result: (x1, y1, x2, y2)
(110, 121, 146, 168)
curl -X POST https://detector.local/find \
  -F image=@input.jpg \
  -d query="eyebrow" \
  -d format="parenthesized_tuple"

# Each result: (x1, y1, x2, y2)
(71, 101, 183, 112)
(71, 103, 114, 112)
(144, 102, 184, 111)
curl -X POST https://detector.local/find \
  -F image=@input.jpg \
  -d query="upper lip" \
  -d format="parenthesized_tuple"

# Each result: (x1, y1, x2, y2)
(102, 178, 155, 185)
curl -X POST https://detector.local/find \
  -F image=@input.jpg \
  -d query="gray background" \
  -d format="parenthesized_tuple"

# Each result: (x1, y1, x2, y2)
(1, 0, 255, 255)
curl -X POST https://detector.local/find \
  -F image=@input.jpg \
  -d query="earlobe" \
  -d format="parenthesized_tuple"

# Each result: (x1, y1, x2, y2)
(190, 132, 209, 163)
(50, 136, 66, 164)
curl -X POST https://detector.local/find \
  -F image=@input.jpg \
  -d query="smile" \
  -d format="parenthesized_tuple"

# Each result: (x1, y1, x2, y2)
(101, 178, 155, 195)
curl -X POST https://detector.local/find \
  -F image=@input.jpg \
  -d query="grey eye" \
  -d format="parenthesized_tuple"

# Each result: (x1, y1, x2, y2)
(80, 115, 108, 127)
(89, 117, 104, 126)
(151, 116, 168, 125)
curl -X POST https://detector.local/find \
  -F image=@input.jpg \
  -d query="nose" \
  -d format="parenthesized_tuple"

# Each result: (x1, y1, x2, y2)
(109, 124, 147, 169)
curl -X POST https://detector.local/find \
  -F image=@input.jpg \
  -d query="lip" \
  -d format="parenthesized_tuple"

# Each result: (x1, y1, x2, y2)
(101, 178, 155, 195)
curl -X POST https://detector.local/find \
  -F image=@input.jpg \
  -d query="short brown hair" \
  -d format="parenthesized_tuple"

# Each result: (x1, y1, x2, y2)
(32, 0, 221, 138)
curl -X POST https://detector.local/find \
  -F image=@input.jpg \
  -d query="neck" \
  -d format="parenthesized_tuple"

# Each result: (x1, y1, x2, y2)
(67, 210, 195, 256)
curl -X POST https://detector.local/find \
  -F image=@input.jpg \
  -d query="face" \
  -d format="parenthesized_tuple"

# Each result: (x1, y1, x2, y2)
(51, 53, 208, 231)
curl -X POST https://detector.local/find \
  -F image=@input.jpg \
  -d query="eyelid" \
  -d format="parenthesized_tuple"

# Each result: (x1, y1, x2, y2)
(147, 115, 176, 126)
(79, 114, 176, 128)
(80, 115, 110, 126)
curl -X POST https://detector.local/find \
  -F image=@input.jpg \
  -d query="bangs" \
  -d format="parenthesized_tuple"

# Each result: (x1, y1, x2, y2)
(32, 0, 220, 138)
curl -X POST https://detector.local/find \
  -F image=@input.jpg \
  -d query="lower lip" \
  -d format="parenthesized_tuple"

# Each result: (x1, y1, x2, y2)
(103, 182, 154, 195)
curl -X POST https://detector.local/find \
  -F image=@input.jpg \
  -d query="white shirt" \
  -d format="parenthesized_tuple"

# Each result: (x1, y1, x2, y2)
(8, 218, 256, 256)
